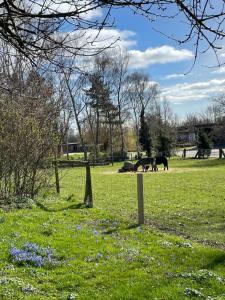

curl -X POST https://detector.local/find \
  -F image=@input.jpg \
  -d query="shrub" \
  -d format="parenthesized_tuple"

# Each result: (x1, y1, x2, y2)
(0, 70, 60, 203)
(112, 151, 128, 162)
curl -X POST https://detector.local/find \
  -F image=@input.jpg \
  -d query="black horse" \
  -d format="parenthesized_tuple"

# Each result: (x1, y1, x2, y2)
(133, 157, 155, 172)
(155, 156, 168, 170)
(134, 156, 169, 172)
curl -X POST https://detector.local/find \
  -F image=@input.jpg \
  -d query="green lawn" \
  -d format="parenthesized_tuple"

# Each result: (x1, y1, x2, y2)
(59, 158, 225, 245)
(0, 158, 225, 299)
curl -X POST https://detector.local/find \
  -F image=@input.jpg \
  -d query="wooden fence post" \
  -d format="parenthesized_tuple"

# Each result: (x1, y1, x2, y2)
(182, 148, 186, 159)
(84, 162, 93, 208)
(54, 160, 60, 194)
(137, 173, 144, 225)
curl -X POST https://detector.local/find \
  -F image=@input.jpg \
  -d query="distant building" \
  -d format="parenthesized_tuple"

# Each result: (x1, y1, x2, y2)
(176, 123, 216, 146)
(194, 123, 216, 134)
(61, 143, 104, 154)
(61, 143, 84, 153)
(177, 126, 196, 145)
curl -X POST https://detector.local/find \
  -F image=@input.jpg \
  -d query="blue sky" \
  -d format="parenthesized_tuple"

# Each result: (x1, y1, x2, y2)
(101, 6, 225, 120)
(34, 1, 225, 120)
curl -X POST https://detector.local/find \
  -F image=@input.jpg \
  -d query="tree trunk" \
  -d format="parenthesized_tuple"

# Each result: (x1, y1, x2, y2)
(109, 123, 114, 166)
(85, 105, 97, 162)
(84, 162, 93, 208)
(134, 111, 141, 158)
(65, 78, 88, 160)
(95, 108, 100, 160)
(117, 86, 125, 153)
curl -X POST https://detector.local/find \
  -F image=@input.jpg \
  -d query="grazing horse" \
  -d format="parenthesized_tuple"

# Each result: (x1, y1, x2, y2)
(134, 157, 156, 172)
(118, 161, 135, 172)
(155, 156, 168, 170)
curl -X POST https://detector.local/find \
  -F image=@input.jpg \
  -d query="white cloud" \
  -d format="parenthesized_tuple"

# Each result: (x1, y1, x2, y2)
(212, 66, 225, 74)
(128, 46, 194, 69)
(162, 78, 225, 103)
(165, 73, 187, 80)
(55, 28, 136, 56)
(29, 0, 102, 20)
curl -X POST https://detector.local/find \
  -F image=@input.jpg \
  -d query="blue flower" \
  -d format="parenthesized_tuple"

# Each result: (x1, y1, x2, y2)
(96, 253, 103, 259)
(93, 228, 100, 236)
(10, 243, 57, 268)
(76, 225, 82, 230)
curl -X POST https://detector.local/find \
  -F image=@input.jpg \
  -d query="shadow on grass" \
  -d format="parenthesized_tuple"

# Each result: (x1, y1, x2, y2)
(204, 253, 225, 269)
(103, 223, 140, 235)
(35, 201, 84, 212)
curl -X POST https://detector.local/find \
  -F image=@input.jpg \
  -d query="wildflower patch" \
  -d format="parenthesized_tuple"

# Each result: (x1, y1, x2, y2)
(9, 242, 59, 268)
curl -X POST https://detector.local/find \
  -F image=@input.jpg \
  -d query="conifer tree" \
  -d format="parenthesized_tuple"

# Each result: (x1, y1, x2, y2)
(139, 107, 152, 157)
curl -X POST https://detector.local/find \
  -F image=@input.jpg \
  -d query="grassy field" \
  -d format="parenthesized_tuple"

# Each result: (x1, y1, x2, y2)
(0, 158, 225, 299)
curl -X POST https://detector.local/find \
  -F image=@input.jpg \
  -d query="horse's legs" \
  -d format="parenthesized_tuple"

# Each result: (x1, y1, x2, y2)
(151, 163, 156, 172)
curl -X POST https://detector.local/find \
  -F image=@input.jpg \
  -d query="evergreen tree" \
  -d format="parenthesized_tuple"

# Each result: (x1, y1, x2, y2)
(197, 130, 212, 158)
(157, 130, 175, 157)
(139, 107, 152, 157)
(197, 130, 212, 150)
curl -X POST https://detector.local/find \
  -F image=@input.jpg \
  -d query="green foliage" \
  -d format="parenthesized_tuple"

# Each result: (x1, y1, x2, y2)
(197, 130, 213, 150)
(112, 151, 128, 161)
(88, 151, 128, 162)
(88, 151, 108, 161)
(197, 131, 213, 158)
(157, 130, 175, 156)
(65, 153, 86, 160)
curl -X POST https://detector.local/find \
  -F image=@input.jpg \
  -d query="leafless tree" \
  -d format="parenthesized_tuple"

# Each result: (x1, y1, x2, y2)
(62, 70, 88, 160)
(111, 49, 129, 153)
(126, 72, 158, 157)
(0, 1, 225, 64)
(161, 98, 177, 127)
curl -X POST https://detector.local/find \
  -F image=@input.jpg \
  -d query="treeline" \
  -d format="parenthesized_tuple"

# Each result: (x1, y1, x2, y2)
(2, 42, 225, 202)
(65, 50, 177, 160)
(0, 47, 178, 200)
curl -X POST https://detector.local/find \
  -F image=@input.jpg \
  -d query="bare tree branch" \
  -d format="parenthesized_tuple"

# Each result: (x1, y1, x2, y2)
(0, 1, 225, 65)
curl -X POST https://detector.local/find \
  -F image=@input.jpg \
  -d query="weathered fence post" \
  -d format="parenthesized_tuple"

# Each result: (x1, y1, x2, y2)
(137, 173, 144, 225)
(84, 162, 93, 208)
(54, 160, 60, 194)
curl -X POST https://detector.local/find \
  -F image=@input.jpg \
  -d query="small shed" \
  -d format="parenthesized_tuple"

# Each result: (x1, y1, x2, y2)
(62, 143, 82, 153)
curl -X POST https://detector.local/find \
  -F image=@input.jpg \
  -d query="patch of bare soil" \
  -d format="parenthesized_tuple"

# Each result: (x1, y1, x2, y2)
(101, 167, 201, 175)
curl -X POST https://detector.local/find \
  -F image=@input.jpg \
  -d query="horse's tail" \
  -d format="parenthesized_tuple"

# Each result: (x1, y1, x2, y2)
(152, 157, 157, 171)
(165, 157, 168, 170)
